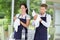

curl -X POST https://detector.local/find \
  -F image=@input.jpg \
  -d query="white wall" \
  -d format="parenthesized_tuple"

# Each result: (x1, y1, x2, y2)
(55, 10, 60, 34)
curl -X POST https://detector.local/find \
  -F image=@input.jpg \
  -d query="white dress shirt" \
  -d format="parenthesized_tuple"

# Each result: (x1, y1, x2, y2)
(40, 13, 51, 27)
(16, 14, 30, 19)
(32, 13, 51, 28)
(14, 14, 30, 32)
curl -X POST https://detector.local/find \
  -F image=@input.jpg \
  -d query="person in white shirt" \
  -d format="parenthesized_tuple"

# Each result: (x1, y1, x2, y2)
(34, 4, 51, 40)
(13, 3, 30, 40)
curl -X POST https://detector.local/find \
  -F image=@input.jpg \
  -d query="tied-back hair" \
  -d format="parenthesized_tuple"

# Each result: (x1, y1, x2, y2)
(20, 3, 28, 14)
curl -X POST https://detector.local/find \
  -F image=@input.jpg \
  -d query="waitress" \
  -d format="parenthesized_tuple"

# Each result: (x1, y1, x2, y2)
(34, 4, 51, 40)
(14, 3, 30, 40)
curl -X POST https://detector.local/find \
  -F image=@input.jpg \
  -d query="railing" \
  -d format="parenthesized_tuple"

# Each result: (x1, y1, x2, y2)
(0, 25, 5, 40)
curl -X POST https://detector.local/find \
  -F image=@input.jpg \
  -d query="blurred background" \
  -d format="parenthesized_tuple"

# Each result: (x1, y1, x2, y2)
(0, 0, 60, 40)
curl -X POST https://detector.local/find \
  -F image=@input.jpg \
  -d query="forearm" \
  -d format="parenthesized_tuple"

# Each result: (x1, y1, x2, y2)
(40, 19, 51, 27)
(20, 21, 30, 28)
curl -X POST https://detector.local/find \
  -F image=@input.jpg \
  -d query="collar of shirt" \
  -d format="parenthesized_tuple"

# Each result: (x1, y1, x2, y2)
(40, 13, 46, 17)
(19, 13, 27, 19)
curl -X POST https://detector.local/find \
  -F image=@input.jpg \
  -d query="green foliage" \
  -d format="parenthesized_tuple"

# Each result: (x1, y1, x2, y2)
(47, 1, 53, 5)
(30, 0, 41, 13)
(46, 8, 54, 16)
(0, 0, 11, 23)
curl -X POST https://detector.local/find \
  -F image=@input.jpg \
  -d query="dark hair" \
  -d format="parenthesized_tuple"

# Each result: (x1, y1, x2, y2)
(41, 4, 48, 9)
(20, 3, 28, 14)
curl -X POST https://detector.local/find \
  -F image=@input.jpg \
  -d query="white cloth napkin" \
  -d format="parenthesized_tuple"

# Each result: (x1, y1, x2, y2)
(32, 10, 41, 28)
(32, 20, 39, 28)
(32, 10, 36, 17)
(14, 18, 20, 32)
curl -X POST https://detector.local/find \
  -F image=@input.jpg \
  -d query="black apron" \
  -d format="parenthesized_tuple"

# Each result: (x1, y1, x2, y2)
(34, 15, 47, 40)
(14, 15, 27, 40)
